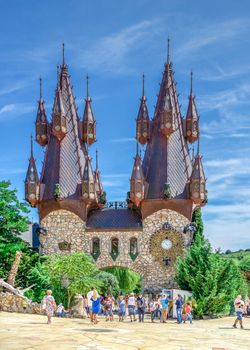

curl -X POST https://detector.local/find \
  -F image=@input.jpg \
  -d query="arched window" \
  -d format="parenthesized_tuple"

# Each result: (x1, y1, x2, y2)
(129, 237, 139, 261)
(91, 237, 100, 260)
(130, 237, 138, 255)
(110, 237, 119, 261)
(111, 238, 119, 254)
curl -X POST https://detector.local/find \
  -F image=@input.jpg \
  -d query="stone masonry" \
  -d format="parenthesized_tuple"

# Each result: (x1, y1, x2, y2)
(40, 209, 192, 292)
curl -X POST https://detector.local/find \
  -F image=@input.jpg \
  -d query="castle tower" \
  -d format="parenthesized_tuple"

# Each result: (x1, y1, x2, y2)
(25, 44, 104, 222)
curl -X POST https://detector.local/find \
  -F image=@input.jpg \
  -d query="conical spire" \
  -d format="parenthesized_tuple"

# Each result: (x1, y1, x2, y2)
(185, 71, 199, 143)
(35, 77, 49, 147)
(158, 36, 175, 138)
(190, 130, 207, 205)
(94, 149, 104, 199)
(82, 155, 96, 200)
(52, 82, 67, 141)
(136, 74, 150, 145)
(25, 135, 40, 207)
(130, 142, 145, 207)
(82, 75, 96, 145)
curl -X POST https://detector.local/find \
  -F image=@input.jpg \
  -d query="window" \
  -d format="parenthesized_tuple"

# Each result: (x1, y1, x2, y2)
(129, 237, 139, 261)
(91, 237, 100, 260)
(130, 237, 138, 255)
(111, 238, 119, 254)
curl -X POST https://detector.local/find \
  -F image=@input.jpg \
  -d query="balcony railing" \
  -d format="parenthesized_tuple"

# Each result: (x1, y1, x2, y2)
(104, 201, 128, 209)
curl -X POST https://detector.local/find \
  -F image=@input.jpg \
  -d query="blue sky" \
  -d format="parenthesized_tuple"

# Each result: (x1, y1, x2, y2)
(0, 0, 250, 250)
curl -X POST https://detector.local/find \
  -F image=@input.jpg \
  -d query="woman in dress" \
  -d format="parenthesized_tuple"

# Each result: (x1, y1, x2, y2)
(42, 290, 57, 324)
(90, 289, 103, 324)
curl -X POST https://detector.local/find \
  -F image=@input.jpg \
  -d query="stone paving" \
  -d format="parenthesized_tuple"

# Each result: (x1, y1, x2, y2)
(0, 312, 249, 350)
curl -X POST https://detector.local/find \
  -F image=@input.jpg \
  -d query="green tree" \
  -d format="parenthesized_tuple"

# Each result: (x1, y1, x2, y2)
(45, 252, 102, 307)
(175, 209, 247, 317)
(104, 267, 142, 293)
(0, 180, 37, 284)
(96, 271, 120, 296)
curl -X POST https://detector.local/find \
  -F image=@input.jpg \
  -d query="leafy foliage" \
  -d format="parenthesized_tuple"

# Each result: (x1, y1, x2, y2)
(96, 271, 120, 296)
(175, 209, 247, 317)
(44, 252, 102, 307)
(0, 180, 36, 283)
(104, 267, 142, 293)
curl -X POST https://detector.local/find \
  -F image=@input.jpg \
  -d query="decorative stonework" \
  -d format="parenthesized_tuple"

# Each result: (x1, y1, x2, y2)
(39, 208, 192, 292)
(0, 293, 42, 314)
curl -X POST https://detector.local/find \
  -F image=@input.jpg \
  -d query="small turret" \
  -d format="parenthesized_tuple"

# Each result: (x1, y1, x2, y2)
(82, 75, 96, 146)
(189, 136, 207, 205)
(185, 71, 199, 143)
(52, 45, 67, 141)
(94, 149, 104, 198)
(25, 136, 40, 207)
(159, 38, 175, 138)
(130, 143, 145, 207)
(82, 155, 96, 200)
(35, 78, 49, 147)
(136, 74, 150, 145)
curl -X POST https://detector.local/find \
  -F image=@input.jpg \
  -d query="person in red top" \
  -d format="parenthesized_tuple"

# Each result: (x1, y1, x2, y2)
(184, 302, 193, 324)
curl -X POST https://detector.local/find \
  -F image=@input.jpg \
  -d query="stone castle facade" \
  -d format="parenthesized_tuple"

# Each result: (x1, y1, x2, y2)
(25, 40, 207, 292)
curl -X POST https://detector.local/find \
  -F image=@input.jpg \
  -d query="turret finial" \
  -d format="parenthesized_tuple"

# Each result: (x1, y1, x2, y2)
(39, 77, 42, 99)
(142, 73, 145, 97)
(62, 42, 65, 65)
(86, 74, 89, 98)
(190, 70, 193, 95)
(30, 134, 34, 158)
(167, 36, 170, 66)
(96, 148, 99, 170)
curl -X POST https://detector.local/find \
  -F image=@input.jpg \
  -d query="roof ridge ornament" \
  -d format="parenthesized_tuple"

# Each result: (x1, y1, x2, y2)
(39, 77, 42, 100)
(62, 42, 65, 66)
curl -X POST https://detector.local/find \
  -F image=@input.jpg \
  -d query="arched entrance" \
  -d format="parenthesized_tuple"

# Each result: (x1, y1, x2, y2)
(102, 266, 143, 294)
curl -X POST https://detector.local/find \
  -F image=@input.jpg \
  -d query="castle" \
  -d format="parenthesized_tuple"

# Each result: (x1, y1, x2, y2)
(25, 40, 207, 292)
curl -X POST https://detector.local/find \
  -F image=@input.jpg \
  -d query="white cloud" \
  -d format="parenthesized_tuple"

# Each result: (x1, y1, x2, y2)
(0, 103, 35, 120)
(76, 19, 162, 74)
(176, 18, 250, 60)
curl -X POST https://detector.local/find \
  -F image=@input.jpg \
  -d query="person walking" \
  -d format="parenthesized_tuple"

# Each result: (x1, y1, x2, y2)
(149, 299, 157, 323)
(159, 294, 169, 323)
(42, 290, 57, 325)
(90, 289, 103, 324)
(175, 294, 184, 324)
(117, 295, 126, 321)
(184, 302, 193, 324)
(128, 293, 137, 322)
(233, 295, 245, 329)
(105, 293, 115, 322)
(155, 297, 162, 321)
(137, 293, 146, 322)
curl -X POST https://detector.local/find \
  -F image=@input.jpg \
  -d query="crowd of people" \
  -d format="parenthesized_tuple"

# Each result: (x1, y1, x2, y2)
(41, 289, 250, 328)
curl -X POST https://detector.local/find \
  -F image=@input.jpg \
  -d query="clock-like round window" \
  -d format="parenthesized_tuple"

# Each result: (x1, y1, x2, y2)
(161, 239, 172, 250)
(150, 229, 184, 267)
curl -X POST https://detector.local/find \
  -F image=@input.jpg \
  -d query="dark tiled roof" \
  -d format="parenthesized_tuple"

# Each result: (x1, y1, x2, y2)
(86, 209, 142, 229)
(142, 63, 192, 200)
(40, 65, 96, 201)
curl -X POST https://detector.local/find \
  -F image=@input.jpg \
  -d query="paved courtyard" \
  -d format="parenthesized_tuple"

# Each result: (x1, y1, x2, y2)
(0, 312, 249, 350)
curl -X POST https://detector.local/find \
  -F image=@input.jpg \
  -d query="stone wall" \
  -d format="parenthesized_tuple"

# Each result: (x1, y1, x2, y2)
(40, 210, 87, 254)
(40, 208, 192, 292)
(0, 292, 42, 314)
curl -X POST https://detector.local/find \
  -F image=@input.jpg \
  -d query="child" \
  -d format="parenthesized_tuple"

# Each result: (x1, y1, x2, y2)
(56, 303, 65, 317)
(42, 290, 57, 325)
(149, 299, 156, 323)
(90, 290, 103, 324)
(117, 296, 126, 321)
(184, 302, 193, 324)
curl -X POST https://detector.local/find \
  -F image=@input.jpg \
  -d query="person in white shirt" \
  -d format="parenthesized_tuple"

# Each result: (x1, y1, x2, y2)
(127, 293, 137, 322)
(233, 295, 245, 329)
